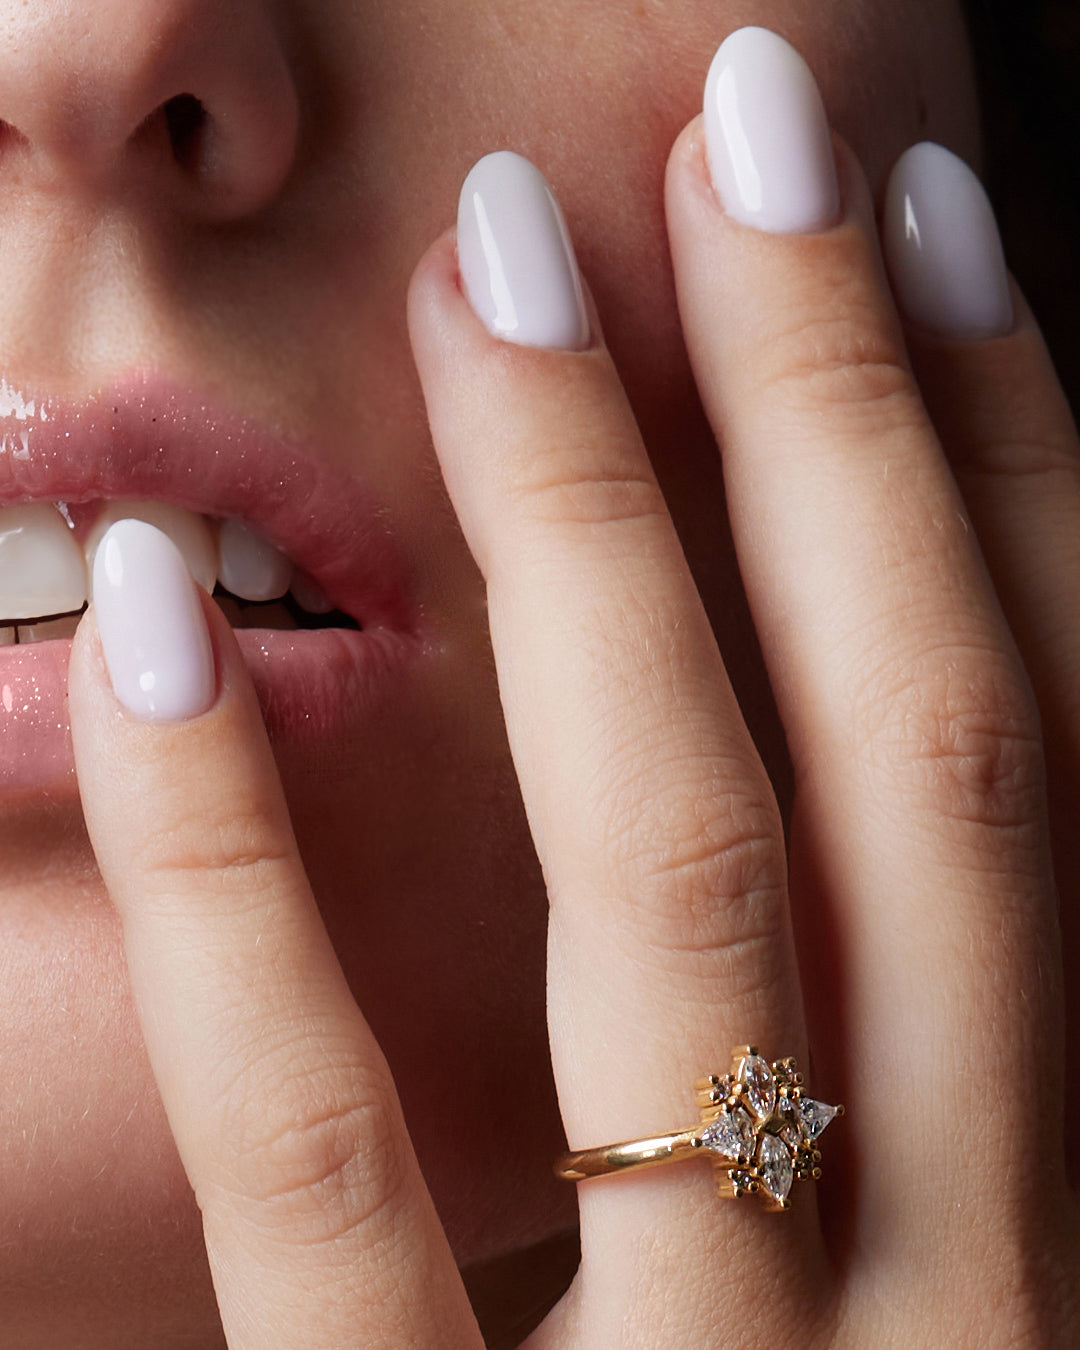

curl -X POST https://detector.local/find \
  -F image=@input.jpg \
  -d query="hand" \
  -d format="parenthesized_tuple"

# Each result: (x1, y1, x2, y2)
(68, 27, 1080, 1348)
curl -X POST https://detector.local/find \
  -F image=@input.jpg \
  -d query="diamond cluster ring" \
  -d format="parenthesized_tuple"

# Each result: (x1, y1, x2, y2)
(554, 1046, 843, 1210)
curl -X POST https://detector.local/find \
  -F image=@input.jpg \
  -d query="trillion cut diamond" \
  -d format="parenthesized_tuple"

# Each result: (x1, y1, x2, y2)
(757, 1134, 794, 1203)
(737, 1054, 776, 1120)
(699, 1106, 755, 1161)
(795, 1097, 839, 1142)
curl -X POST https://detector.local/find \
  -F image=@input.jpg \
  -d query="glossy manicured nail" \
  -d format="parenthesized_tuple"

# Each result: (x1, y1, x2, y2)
(93, 519, 215, 722)
(457, 150, 590, 351)
(883, 141, 1013, 340)
(704, 26, 839, 234)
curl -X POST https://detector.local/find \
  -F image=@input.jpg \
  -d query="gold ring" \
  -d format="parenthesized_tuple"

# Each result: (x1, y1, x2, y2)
(555, 1046, 843, 1210)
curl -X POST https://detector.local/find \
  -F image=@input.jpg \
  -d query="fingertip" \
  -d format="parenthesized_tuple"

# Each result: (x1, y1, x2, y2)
(667, 114, 877, 257)
(882, 140, 1014, 342)
(407, 224, 501, 378)
(86, 519, 215, 724)
(406, 227, 460, 330)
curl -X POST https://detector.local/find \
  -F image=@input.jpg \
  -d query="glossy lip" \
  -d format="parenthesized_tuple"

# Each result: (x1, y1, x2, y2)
(0, 371, 419, 801)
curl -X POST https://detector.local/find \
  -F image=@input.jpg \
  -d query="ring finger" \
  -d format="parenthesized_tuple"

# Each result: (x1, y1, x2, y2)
(665, 26, 1064, 1337)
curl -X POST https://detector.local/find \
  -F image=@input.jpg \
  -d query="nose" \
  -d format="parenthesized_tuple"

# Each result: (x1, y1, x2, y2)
(0, 0, 298, 218)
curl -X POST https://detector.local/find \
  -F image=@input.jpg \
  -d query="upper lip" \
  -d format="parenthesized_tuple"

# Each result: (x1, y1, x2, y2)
(0, 370, 412, 631)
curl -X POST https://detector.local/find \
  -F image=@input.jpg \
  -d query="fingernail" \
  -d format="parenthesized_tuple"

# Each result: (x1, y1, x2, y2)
(883, 141, 1014, 340)
(704, 26, 839, 234)
(93, 519, 215, 722)
(457, 150, 590, 351)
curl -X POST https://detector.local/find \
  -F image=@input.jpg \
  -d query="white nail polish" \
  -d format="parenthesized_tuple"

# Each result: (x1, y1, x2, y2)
(704, 26, 839, 235)
(457, 150, 590, 351)
(93, 519, 215, 722)
(883, 142, 1013, 340)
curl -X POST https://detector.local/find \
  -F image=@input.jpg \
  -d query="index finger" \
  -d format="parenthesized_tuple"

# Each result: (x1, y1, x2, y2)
(68, 520, 481, 1350)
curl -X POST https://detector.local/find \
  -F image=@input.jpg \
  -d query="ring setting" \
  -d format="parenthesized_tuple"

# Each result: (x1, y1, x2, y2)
(555, 1046, 843, 1211)
(693, 1046, 843, 1208)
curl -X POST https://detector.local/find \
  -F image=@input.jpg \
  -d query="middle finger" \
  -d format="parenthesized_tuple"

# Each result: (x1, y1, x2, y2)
(408, 150, 827, 1337)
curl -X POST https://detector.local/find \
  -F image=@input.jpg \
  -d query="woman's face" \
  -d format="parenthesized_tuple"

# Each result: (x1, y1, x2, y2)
(0, 0, 976, 1339)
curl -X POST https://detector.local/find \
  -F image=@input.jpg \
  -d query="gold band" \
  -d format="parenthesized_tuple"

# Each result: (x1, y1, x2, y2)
(554, 1047, 843, 1210)
(556, 1129, 701, 1180)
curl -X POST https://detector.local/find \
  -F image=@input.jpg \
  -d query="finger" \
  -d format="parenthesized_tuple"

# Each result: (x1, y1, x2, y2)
(409, 152, 826, 1337)
(664, 29, 1062, 1295)
(884, 143, 1080, 765)
(68, 521, 481, 1350)
(882, 141, 1080, 1169)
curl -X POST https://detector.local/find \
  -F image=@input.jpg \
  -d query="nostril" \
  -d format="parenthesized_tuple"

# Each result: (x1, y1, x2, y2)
(0, 118, 28, 152)
(162, 94, 208, 171)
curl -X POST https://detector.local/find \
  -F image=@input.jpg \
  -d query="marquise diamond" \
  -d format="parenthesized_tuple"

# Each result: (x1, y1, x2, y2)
(738, 1054, 776, 1120)
(757, 1134, 794, 1203)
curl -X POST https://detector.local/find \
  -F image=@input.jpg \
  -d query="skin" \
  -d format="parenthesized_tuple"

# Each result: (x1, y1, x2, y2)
(0, 0, 1034, 1344)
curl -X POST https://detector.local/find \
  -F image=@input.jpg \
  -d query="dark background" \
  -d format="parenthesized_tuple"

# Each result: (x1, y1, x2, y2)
(965, 0, 1079, 412)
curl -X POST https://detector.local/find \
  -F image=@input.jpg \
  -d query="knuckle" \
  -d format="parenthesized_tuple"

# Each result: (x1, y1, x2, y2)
(206, 1063, 410, 1251)
(957, 434, 1080, 486)
(853, 642, 1044, 834)
(758, 277, 921, 435)
(599, 759, 787, 970)
(511, 452, 669, 534)
(131, 800, 293, 899)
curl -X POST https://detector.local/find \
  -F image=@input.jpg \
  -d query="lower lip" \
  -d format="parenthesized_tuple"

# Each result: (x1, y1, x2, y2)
(0, 625, 417, 801)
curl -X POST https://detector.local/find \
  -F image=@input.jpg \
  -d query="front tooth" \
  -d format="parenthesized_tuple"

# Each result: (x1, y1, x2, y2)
(0, 626, 15, 647)
(17, 613, 82, 643)
(85, 502, 217, 595)
(218, 519, 292, 603)
(0, 504, 88, 621)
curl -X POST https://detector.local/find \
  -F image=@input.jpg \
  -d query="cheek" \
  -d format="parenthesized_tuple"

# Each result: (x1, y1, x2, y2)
(365, 0, 976, 380)
(263, 0, 977, 457)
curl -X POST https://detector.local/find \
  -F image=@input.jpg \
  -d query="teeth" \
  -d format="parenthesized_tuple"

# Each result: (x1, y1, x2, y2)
(0, 498, 346, 638)
(214, 595, 298, 631)
(85, 502, 217, 595)
(290, 569, 333, 615)
(17, 613, 82, 644)
(0, 503, 88, 621)
(218, 519, 292, 603)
